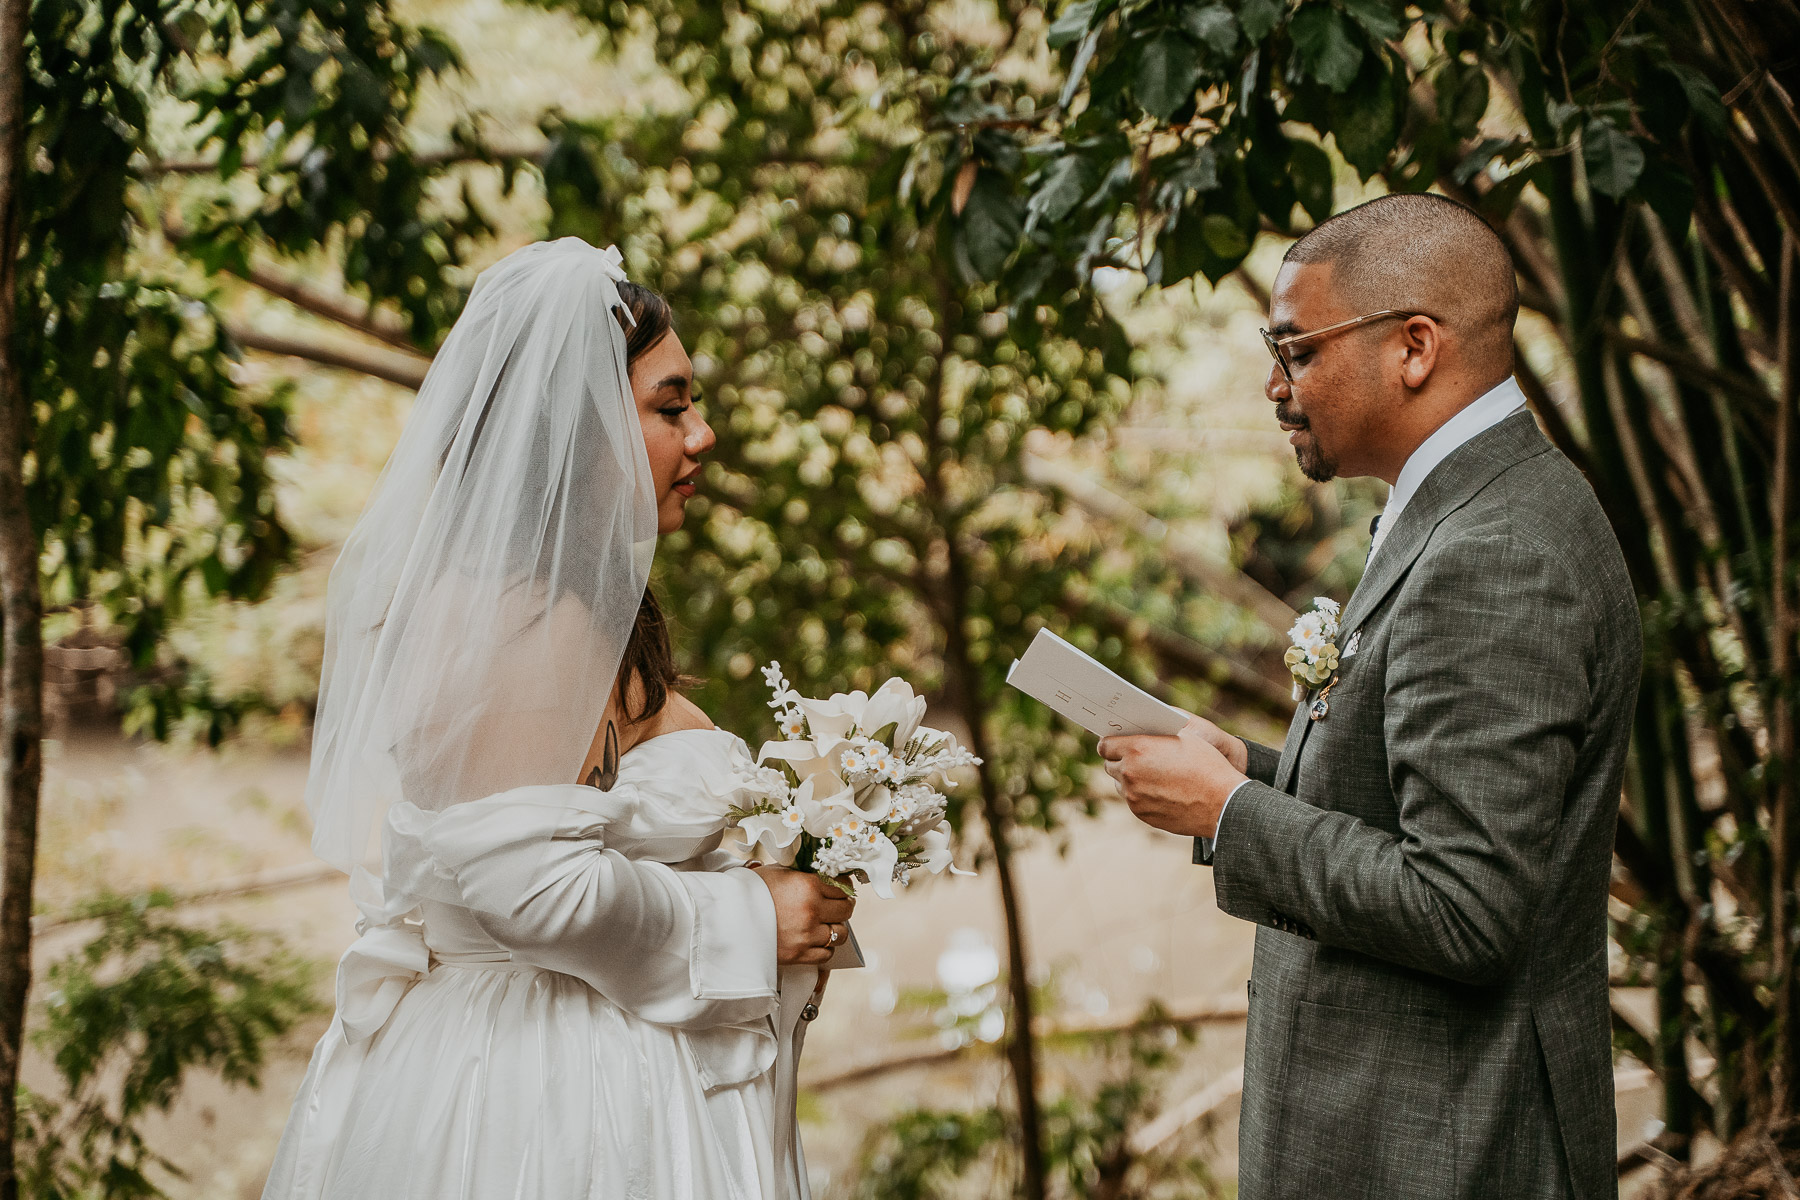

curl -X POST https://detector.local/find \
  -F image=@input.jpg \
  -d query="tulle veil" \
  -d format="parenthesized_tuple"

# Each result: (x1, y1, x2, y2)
(305, 238, 659, 913)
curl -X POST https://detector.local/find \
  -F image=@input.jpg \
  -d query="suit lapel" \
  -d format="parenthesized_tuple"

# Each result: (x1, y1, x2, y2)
(1337, 411, 1551, 645)
(1273, 701, 1312, 793)
(1274, 411, 1552, 795)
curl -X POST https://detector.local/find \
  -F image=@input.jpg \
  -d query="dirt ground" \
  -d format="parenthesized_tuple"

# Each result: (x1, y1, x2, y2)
(30, 729, 1662, 1198)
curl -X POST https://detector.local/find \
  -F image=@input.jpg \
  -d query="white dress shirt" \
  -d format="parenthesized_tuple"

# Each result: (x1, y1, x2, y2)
(1366, 375, 1527, 564)
(1209, 376, 1529, 851)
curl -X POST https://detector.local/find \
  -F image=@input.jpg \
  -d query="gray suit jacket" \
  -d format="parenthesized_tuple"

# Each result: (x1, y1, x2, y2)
(1199, 412, 1639, 1200)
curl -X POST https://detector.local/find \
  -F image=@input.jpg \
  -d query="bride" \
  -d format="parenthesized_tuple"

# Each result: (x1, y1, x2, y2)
(262, 239, 851, 1200)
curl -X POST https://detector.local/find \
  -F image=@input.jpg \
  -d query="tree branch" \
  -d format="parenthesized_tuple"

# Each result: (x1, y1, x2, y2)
(1021, 449, 1296, 636)
(236, 262, 425, 355)
(1514, 342, 1591, 473)
(162, 216, 429, 355)
(141, 140, 546, 177)
(1604, 327, 1773, 412)
(224, 325, 429, 390)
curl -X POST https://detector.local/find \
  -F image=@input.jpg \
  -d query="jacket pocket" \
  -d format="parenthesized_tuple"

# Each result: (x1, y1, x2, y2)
(1273, 999, 1458, 1200)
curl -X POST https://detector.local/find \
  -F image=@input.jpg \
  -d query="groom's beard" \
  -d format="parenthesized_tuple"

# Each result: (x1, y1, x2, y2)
(1277, 403, 1338, 482)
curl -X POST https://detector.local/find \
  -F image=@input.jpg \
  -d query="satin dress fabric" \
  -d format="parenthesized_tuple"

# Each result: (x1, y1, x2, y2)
(261, 729, 816, 1200)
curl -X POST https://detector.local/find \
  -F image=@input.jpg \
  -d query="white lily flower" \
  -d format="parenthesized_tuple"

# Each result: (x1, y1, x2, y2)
(737, 811, 802, 865)
(798, 692, 864, 743)
(759, 740, 841, 790)
(793, 774, 856, 837)
(843, 782, 895, 822)
(857, 677, 928, 746)
(839, 829, 902, 898)
(916, 825, 972, 876)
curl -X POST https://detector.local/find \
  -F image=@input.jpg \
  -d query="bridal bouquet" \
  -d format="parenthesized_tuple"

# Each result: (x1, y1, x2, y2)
(730, 663, 977, 897)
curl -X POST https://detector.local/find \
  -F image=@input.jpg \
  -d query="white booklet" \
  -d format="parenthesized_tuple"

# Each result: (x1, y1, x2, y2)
(1005, 628, 1189, 738)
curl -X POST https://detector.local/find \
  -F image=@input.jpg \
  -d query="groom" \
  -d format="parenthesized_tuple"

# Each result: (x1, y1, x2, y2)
(1102, 193, 1639, 1200)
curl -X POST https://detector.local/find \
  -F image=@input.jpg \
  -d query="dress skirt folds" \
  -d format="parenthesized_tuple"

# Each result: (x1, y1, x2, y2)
(261, 729, 815, 1200)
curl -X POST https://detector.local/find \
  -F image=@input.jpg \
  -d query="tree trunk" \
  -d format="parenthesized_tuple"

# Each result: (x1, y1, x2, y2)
(0, 3, 39, 1196)
(923, 257, 1047, 1200)
(946, 641, 1047, 1200)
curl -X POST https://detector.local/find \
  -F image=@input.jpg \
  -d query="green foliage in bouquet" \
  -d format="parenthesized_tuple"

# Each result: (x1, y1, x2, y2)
(16, 892, 320, 1200)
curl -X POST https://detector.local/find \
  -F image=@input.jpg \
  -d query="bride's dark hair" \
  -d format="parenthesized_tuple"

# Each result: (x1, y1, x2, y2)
(614, 279, 688, 725)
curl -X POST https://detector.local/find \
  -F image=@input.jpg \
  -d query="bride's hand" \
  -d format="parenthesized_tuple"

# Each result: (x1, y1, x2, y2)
(752, 867, 856, 965)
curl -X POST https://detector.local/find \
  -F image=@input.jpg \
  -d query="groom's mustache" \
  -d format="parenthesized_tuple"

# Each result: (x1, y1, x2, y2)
(1275, 404, 1308, 430)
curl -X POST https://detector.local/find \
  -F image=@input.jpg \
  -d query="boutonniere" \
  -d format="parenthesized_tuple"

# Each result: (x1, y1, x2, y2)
(1284, 597, 1342, 703)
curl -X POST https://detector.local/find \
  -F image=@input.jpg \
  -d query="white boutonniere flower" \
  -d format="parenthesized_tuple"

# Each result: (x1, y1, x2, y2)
(1283, 597, 1342, 702)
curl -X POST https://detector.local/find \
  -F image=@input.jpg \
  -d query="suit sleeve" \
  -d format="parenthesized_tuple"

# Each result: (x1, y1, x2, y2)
(1211, 530, 1592, 986)
(1192, 739, 1282, 865)
(1244, 738, 1280, 785)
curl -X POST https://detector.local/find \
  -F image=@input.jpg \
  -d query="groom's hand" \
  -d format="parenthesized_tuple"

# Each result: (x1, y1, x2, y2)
(1099, 715, 1249, 839)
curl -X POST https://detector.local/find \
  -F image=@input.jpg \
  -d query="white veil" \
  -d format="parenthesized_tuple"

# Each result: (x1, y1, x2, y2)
(306, 238, 658, 911)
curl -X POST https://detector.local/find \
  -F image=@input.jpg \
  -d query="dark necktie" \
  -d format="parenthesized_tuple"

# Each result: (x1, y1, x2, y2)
(1365, 514, 1382, 567)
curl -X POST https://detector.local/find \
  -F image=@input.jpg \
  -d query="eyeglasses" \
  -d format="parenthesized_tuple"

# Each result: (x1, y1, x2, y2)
(1260, 310, 1425, 383)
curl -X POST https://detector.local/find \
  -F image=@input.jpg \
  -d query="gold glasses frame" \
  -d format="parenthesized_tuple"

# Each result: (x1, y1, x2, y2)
(1259, 310, 1426, 383)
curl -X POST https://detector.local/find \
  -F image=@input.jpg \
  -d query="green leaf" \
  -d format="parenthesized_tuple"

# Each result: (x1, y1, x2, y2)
(1289, 6, 1363, 93)
(1663, 63, 1728, 135)
(1338, 0, 1404, 41)
(1246, 130, 1298, 227)
(955, 169, 1024, 282)
(1237, 0, 1285, 41)
(282, 69, 316, 122)
(1288, 138, 1334, 223)
(1164, 144, 1220, 194)
(1326, 56, 1400, 178)
(1438, 61, 1489, 136)
(1637, 154, 1696, 240)
(1582, 118, 1645, 198)
(1181, 5, 1240, 57)
(1004, 251, 1062, 309)
(1049, 0, 1102, 49)
(1027, 153, 1092, 229)
(1153, 218, 1208, 285)
(1136, 31, 1203, 119)
(1201, 212, 1250, 259)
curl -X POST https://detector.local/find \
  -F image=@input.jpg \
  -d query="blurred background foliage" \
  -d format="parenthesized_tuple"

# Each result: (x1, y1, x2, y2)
(19, 0, 1800, 1194)
(21, 2, 1321, 1191)
(19, 893, 318, 1200)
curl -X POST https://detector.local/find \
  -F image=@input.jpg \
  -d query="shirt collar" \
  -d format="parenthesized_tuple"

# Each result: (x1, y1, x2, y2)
(1379, 375, 1528, 536)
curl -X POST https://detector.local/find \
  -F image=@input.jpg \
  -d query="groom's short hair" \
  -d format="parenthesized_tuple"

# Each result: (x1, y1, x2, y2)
(1283, 192, 1519, 367)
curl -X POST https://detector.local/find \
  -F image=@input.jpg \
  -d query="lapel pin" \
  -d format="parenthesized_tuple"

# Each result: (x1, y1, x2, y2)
(1308, 677, 1338, 721)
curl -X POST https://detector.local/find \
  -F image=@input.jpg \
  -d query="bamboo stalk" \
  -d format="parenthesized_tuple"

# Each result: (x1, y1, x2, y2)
(1776, 229, 1798, 1110)
(0, 4, 37, 1193)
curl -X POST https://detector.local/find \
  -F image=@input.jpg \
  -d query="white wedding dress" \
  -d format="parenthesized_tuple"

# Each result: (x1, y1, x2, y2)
(262, 728, 816, 1200)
